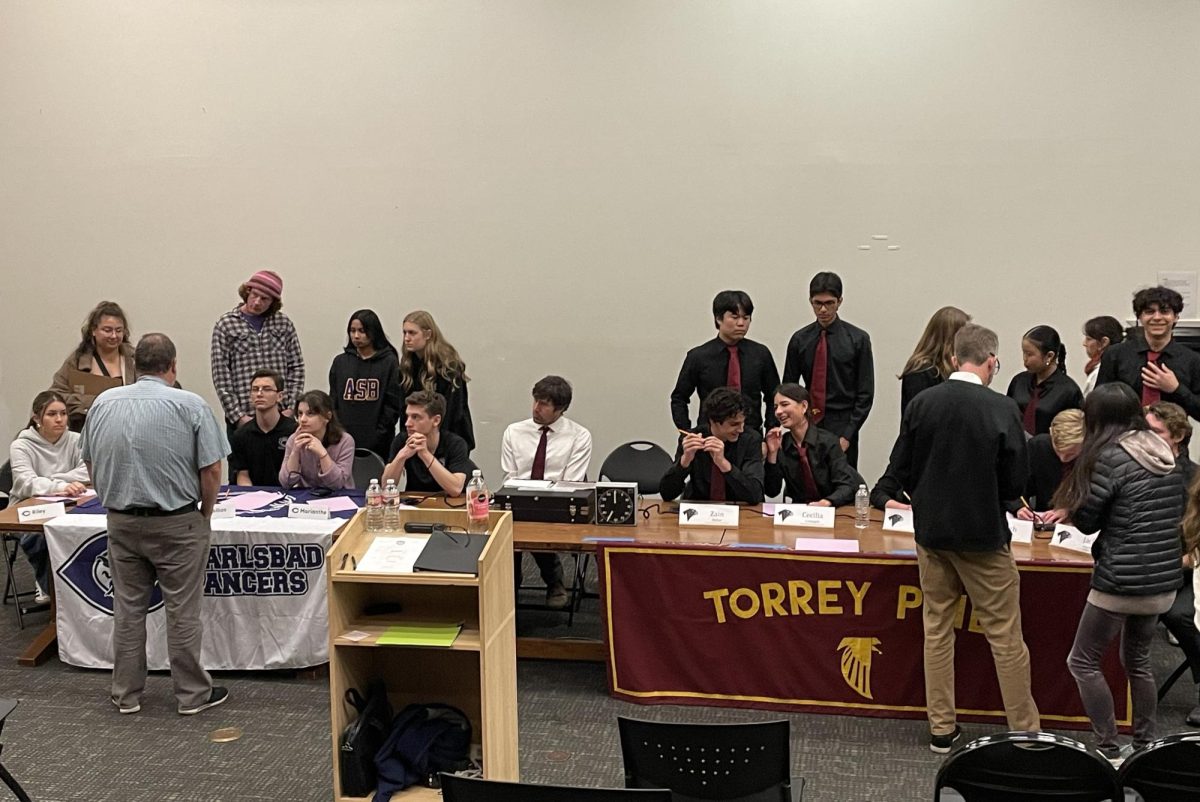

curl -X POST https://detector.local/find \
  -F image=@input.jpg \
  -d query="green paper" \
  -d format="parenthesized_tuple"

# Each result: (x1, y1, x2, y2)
(377, 622, 463, 647)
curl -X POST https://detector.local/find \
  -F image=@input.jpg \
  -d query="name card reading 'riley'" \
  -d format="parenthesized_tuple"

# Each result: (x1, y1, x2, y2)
(678, 503, 739, 527)
(287, 504, 331, 521)
(772, 504, 835, 528)
(17, 502, 66, 522)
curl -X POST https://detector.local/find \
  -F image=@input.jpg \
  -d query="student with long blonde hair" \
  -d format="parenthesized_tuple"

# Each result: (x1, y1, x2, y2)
(398, 310, 475, 451)
(898, 306, 971, 416)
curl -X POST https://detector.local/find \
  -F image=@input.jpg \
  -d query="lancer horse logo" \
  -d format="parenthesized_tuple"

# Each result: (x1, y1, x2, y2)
(57, 533, 164, 616)
(837, 636, 882, 700)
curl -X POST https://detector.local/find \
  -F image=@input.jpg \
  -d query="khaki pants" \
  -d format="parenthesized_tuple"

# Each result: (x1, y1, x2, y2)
(917, 544, 1040, 734)
(108, 510, 213, 710)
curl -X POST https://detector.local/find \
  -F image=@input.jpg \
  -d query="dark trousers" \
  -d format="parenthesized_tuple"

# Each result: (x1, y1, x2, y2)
(1067, 602, 1159, 749)
(18, 533, 50, 590)
(1160, 570, 1200, 684)
(514, 552, 563, 590)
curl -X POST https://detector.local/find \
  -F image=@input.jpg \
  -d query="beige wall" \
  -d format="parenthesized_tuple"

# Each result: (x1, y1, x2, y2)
(2, 1, 1199, 490)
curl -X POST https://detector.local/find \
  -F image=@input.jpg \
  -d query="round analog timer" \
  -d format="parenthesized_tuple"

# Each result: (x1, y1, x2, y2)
(596, 482, 639, 526)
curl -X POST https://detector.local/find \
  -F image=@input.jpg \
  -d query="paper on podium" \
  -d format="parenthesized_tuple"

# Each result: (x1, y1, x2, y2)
(377, 622, 463, 647)
(356, 536, 427, 573)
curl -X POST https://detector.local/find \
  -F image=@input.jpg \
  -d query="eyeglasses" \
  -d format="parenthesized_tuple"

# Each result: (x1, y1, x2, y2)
(989, 353, 1001, 373)
(250, 387, 279, 395)
(810, 299, 839, 310)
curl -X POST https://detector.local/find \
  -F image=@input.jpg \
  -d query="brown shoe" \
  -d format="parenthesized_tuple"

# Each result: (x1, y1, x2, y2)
(546, 583, 569, 609)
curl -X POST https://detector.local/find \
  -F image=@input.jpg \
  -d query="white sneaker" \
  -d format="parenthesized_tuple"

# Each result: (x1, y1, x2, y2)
(33, 582, 50, 605)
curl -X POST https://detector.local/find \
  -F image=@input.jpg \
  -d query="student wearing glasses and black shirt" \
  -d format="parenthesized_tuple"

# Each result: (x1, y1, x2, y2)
(661, 388, 765, 505)
(1005, 325, 1083, 437)
(782, 272, 874, 468)
(670, 290, 780, 434)
(1096, 285, 1200, 421)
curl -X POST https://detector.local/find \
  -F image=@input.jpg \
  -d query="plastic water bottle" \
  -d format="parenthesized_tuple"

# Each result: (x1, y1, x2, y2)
(855, 484, 870, 530)
(365, 479, 383, 533)
(384, 479, 400, 532)
(466, 470, 490, 534)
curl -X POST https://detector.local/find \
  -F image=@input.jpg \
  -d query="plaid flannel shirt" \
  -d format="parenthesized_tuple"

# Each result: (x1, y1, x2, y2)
(210, 306, 305, 423)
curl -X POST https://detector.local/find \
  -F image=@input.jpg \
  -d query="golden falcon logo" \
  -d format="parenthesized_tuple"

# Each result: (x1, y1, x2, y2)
(837, 637, 882, 700)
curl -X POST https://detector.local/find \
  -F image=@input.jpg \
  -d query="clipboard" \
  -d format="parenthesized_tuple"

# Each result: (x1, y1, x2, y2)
(413, 529, 488, 574)
(67, 367, 123, 399)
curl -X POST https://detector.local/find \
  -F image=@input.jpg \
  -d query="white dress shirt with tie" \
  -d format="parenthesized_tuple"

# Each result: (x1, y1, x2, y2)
(500, 415, 592, 482)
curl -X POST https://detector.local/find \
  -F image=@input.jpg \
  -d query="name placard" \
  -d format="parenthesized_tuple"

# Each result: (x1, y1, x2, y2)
(210, 503, 236, 519)
(773, 504, 835, 529)
(1007, 517, 1034, 544)
(1052, 524, 1097, 555)
(288, 504, 331, 521)
(678, 503, 739, 527)
(881, 509, 915, 533)
(17, 502, 66, 522)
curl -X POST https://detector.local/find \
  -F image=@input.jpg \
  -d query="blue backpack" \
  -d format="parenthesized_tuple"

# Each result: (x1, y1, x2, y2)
(373, 703, 472, 801)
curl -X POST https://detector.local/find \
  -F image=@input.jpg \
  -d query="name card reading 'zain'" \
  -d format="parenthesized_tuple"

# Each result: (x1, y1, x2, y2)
(773, 504, 835, 528)
(17, 502, 66, 522)
(287, 504, 331, 521)
(881, 509, 915, 533)
(210, 503, 236, 519)
(678, 504, 739, 527)
(1007, 516, 1034, 544)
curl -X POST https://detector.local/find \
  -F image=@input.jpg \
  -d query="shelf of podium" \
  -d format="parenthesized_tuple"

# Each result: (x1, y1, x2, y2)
(333, 621, 481, 651)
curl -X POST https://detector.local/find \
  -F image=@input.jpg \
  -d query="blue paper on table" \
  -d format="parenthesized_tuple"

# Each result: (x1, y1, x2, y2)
(70, 486, 364, 519)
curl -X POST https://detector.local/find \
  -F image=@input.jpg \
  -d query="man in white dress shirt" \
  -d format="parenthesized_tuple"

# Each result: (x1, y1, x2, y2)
(500, 375, 592, 608)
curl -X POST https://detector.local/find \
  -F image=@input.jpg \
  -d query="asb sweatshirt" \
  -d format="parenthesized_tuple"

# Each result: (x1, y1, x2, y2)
(328, 345, 402, 458)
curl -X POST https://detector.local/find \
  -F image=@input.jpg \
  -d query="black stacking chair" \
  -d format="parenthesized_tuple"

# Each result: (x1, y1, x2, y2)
(933, 731, 1120, 802)
(617, 717, 803, 801)
(1118, 732, 1200, 801)
(1157, 657, 1191, 701)
(440, 773, 671, 801)
(0, 460, 38, 630)
(352, 448, 386, 491)
(599, 442, 673, 497)
(0, 699, 33, 802)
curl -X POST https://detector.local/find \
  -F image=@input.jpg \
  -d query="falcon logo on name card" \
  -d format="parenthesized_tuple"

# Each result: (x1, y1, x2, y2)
(57, 533, 164, 616)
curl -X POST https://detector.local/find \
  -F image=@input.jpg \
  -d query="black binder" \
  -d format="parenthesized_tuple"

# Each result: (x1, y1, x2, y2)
(413, 528, 489, 574)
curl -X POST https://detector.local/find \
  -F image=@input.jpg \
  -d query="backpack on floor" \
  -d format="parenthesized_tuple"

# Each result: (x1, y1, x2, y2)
(373, 702, 472, 801)
(339, 680, 394, 796)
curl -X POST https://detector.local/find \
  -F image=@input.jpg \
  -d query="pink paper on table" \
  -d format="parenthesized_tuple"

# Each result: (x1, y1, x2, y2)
(305, 496, 360, 513)
(792, 537, 860, 553)
(228, 491, 283, 511)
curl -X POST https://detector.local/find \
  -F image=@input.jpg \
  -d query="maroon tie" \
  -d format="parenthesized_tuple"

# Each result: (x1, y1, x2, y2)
(530, 426, 549, 480)
(797, 442, 820, 502)
(810, 330, 828, 424)
(726, 345, 741, 390)
(1142, 352, 1162, 406)
(1022, 383, 1040, 435)
(709, 456, 726, 501)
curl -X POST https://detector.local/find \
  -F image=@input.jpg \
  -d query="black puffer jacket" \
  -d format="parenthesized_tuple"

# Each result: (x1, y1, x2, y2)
(1073, 430, 1184, 596)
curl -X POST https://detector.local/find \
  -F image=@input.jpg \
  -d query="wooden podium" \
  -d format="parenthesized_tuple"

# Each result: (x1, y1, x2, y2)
(326, 508, 518, 801)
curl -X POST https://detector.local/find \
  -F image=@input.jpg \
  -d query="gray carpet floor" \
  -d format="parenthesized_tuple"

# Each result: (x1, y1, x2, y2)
(1, 554, 1195, 801)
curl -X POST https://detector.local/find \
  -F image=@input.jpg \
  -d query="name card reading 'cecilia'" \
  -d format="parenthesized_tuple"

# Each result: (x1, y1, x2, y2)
(773, 504, 835, 528)
(678, 504, 740, 527)
(287, 504, 331, 521)
(17, 502, 66, 522)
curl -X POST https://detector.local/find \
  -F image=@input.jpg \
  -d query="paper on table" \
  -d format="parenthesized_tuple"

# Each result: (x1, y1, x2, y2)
(340, 630, 371, 642)
(761, 503, 776, 515)
(305, 496, 360, 512)
(793, 537, 860, 553)
(377, 622, 463, 647)
(228, 491, 283, 511)
(502, 479, 554, 490)
(356, 536, 426, 573)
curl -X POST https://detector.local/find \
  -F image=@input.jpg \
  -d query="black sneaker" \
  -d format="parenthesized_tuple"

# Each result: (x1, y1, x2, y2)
(929, 725, 962, 754)
(1097, 744, 1132, 767)
(178, 687, 228, 716)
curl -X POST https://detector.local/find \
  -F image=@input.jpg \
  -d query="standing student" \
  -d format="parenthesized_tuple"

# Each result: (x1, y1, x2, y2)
(383, 391, 476, 495)
(1006, 325, 1084, 436)
(1055, 384, 1183, 762)
(81, 333, 229, 715)
(661, 387, 765, 505)
(898, 306, 971, 416)
(670, 290, 780, 433)
(278, 390, 355, 490)
(328, 310, 402, 459)
(399, 311, 474, 451)
(1009, 408, 1084, 523)
(889, 323, 1039, 753)
(9, 391, 90, 602)
(1146, 401, 1200, 726)
(228, 369, 297, 486)
(210, 270, 305, 440)
(782, 272, 874, 468)
(500, 375, 592, 608)
(764, 384, 861, 506)
(1082, 316, 1125, 397)
(1096, 285, 1200, 420)
(50, 301, 135, 431)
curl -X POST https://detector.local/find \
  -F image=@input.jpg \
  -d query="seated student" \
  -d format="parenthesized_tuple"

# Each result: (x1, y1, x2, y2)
(661, 387, 764, 504)
(9, 391, 90, 602)
(870, 462, 909, 511)
(278, 390, 355, 489)
(383, 391, 476, 495)
(1006, 325, 1084, 436)
(764, 383, 862, 506)
(229, 369, 297, 486)
(500, 375, 592, 608)
(1009, 408, 1084, 524)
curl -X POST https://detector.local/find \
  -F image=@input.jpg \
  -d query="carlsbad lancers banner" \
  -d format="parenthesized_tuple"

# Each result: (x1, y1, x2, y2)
(599, 544, 1129, 729)
(46, 515, 337, 670)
